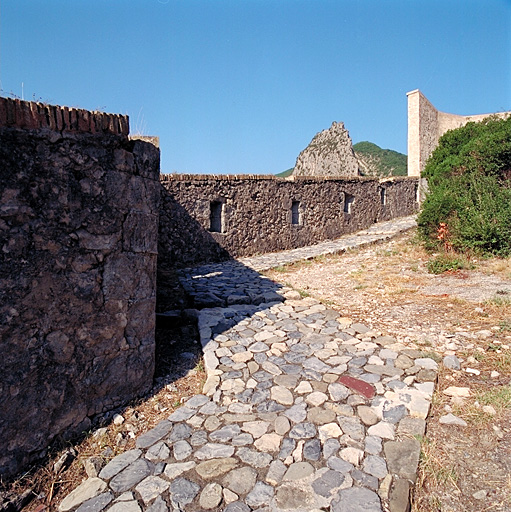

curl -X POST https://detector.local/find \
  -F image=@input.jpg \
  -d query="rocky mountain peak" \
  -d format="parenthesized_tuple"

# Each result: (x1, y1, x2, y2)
(292, 121, 360, 177)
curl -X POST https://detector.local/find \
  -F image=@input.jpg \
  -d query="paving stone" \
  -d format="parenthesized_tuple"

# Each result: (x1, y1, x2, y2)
(384, 439, 421, 483)
(414, 357, 438, 370)
(363, 455, 388, 479)
(209, 424, 241, 442)
(389, 478, 411, 512)
(223, 488, 239, 505)
(271, 386, 294, 405)
(109, 459, 153, 493)
(232, 432, 254, 446)
(308, 407, 337, 425)
(136, 421, 173, 450)
(357, 406, 379, 426)
(396, 417, 426, 437)
(312, 469, 344, 497)
(164, 461, 196, 479)
(274, 416, 291, 435)
(245, 482, 275, 508)
(223, 502, 251, 512)
(195, 457, 238, 479)
(145, 496, 168, 512)
(274, 484, 316, 510)
(338, 376, 375, 399)
(241, 420, 269, 438)
(74, 492, 113, 512)
(283, 403, 308, 423)
(367, 421, 395, 440)
(107, 502, 141, 512)
(351, 469, 379, 490)
(237, 447, 273, 467)
(323, 439, 341, 460)
(190, 430, 208, 446)
(184, 394, 210, 409)
(283, 461, 315, 481)
(145, 442, 170, 463)
(295, 381, 313, 394)
(254, 432, 282, 452)
(328, 382, 350, 401)
(170, 406, 198, 422)
(199, 482, 223, 509)
(99, 450, 142, 480)
(330, 486, 382, 512)
(265, 459, 287, 485)
(394, 354, 414, 370)
(278, 437, 296, 460)
(338, 417, 365, 441)
(223, 467, 258, 495)
(365, 436, 383, 455)
(172, 440, 192, 460)
(303, 438, 322, 460)
(327, 456, 354, 473)
(194, 443, 235, 460)
(168, 478, 200, 507)
(303, 356, 332, 373)
(274, 374, 300, 388)
(383, 404, 407, 424)
(305, 391, 328, 407)
(289, 422, 317, 439)
(339, 446, 364, 465)
(318, 422, 343, 442)
(135, 476, 171, 505)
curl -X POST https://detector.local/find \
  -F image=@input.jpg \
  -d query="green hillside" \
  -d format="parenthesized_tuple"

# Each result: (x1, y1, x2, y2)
(275, 168, 294, 178)
(353, 141, 407, 177)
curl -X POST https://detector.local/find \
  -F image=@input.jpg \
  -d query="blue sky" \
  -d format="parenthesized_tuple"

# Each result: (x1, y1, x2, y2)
(1, 0, 510, 174)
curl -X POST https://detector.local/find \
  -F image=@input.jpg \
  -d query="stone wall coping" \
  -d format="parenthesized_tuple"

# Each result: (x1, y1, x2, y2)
(0, 96, 129, 136)
(160, 173, 416, 183)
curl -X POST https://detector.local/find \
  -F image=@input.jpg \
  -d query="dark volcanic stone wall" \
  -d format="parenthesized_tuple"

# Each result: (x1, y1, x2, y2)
(159, 175, 419, 267)
(0, 98, 160, 477)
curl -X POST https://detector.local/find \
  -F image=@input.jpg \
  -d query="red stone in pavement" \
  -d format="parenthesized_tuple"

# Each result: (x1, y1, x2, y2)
(338, 375, 375, 399)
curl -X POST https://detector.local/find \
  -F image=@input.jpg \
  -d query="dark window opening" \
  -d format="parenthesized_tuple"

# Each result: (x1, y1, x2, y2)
(344, 193, 354, 214)
(380, 187, 386, 205)
(209, 201, 223, 233)
(291, 201, 300, 225)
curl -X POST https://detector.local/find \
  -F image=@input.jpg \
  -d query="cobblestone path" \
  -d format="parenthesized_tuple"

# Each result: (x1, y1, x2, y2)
(59, 215, 437, 512)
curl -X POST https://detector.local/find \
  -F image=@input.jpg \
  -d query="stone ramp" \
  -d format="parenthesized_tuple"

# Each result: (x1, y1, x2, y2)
(59, 215, 435, 512)
(239, 215, 417, 272)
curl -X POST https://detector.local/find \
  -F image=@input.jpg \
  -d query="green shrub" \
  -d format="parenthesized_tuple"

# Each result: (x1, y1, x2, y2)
(418, 116, 511, 256)
(426, 254, 473, 274)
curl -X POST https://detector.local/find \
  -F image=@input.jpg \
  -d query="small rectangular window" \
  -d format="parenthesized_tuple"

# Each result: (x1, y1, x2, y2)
(209, 201, 223, 233)
(380, 187, 386, 205)
(344, 193, 354, 214)
(291, 201, 300, 225)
